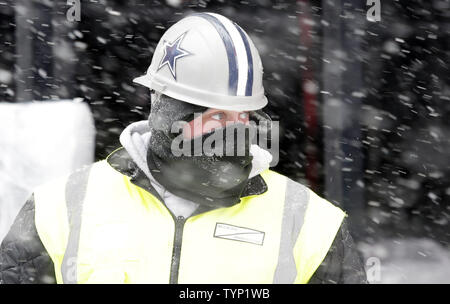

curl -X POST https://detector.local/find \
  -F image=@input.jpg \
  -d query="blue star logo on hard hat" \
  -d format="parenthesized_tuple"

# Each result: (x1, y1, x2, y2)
(157, 32, 192, 80)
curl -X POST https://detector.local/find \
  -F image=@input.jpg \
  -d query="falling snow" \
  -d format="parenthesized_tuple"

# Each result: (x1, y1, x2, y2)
(0, 0, 448, 283)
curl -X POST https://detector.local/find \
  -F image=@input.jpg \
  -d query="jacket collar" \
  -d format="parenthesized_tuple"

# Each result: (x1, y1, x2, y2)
(106, 147, 268, 215)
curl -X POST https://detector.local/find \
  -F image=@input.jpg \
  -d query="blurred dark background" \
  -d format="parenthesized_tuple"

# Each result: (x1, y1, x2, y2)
(0, 0, 449, 282)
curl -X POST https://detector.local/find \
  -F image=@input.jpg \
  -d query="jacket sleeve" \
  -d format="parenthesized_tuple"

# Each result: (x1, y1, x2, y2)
(308, 219, 368, 284)
(0, 194, 56, 284)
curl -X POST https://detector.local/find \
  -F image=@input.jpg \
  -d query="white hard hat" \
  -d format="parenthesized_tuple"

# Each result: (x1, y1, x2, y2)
(133, 12, 268, 112)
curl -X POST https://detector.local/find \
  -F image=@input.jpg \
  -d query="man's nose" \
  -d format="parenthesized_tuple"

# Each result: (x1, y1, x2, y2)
(228, 112, 241, 123)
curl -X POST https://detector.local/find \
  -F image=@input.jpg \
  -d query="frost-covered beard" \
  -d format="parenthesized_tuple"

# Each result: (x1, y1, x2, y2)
(147, 94, 253, 208)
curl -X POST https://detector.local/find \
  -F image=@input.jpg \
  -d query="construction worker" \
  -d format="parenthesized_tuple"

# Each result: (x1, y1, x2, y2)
(0, 13, 367, 284)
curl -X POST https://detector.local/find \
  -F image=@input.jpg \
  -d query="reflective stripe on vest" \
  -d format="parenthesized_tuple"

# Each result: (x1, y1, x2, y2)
(61, 166, 92, 284)
(34, 160, 345, 284)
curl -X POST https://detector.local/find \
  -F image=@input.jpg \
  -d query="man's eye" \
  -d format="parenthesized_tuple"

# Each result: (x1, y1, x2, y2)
(211, 113, 225, 120)
(239, 112, 249, 119)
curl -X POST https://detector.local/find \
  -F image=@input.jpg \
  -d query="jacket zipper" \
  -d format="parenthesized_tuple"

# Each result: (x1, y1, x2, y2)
(169, 215, 186, 284)
(128, 167, 191, 284)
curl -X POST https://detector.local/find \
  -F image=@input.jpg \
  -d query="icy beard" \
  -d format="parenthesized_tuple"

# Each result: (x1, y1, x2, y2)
(147, 123, 253, 208)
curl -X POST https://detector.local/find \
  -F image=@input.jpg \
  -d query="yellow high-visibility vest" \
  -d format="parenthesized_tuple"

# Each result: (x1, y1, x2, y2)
(34, 152, 346, 284)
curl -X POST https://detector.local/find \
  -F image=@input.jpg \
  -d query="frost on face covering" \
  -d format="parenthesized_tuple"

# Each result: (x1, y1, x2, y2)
(145, 93, 276, 208)
(147, 123, 254, 208)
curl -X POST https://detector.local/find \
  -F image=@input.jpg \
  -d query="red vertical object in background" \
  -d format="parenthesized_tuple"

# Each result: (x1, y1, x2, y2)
(298, 0, 319, 191)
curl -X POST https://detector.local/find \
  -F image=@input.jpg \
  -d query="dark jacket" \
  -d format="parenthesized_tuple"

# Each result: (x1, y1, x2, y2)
(0, 148, 367, 284)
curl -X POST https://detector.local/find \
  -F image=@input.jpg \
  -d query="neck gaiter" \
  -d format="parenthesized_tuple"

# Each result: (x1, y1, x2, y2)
(147, 93, 253, 208)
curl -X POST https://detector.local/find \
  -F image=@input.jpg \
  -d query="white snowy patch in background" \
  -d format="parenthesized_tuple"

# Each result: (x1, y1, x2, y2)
(165, 0, 183, 8)
(303, 80, 319, 94)
(0, 100, 95, 242)
(54, 39, 76, 61)
(0, 69, 13, 84)
(359, 238, 450, 283)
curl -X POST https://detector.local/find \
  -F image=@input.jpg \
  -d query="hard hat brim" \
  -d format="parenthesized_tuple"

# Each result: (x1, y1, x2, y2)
(133, 75, 154, 89)
(133, 74, 268, 112)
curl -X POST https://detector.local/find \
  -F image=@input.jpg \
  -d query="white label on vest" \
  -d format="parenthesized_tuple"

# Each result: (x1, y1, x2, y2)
(214, 223, 265, 246)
